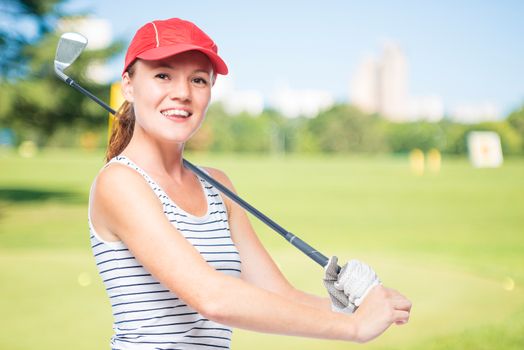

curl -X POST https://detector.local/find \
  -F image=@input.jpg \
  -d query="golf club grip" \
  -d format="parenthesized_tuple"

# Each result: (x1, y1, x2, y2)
(60, 76, 340, 272)
(183, 159, 340, 272)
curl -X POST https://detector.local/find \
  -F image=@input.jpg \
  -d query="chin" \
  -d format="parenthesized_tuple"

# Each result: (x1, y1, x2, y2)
(158, 131, 195, 145)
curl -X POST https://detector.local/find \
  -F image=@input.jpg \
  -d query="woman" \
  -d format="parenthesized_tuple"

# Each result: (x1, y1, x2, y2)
(88, 18, 411, 349)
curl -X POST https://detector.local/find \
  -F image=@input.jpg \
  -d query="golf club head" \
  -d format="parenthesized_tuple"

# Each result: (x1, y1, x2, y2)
(54, 32, 88, 81)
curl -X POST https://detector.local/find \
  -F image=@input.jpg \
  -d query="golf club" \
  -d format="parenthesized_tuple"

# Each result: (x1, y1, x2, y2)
(54, 32, 115, 115)
(54, 32, 339, 272)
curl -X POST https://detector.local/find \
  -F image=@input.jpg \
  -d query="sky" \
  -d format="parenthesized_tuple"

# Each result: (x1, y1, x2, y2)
(61, 0, 524, 118)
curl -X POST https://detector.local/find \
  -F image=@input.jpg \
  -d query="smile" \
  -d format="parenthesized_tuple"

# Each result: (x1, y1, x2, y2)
(161, 109, 192, 119)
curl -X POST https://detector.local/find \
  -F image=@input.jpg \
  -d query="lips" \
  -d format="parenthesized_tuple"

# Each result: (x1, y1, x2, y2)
(161, 108, 192, 119)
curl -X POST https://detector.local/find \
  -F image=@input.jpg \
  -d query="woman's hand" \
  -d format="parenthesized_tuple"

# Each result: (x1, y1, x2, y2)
(323, 256, 380, 313)
(352, 285, 412, 343)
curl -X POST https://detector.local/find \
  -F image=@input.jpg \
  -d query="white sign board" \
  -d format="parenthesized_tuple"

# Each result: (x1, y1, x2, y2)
(467, 131, 503, 168)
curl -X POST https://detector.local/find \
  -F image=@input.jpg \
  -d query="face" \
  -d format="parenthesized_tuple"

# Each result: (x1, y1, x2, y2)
(122, 51, 214, 145)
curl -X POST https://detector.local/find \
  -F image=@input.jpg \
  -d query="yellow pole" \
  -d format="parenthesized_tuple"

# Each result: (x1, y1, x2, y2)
(427, 148, 442, 173)
(409, 149, 425, 176)
(108, 82, 124, 143)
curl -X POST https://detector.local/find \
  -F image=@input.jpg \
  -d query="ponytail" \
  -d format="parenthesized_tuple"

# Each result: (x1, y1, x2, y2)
(105, 63, 136, 163)
(105, 101, 135, 162)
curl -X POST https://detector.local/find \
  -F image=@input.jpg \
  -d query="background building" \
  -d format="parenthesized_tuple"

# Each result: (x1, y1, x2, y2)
(378, 43, 409, 121)
(350, 42, 444, 122)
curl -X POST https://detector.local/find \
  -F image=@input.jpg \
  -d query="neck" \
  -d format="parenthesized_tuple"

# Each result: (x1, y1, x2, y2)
(121, 129, 187, 181)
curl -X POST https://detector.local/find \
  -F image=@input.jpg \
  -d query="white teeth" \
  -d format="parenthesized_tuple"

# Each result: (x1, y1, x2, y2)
(162, 109, 190, 117)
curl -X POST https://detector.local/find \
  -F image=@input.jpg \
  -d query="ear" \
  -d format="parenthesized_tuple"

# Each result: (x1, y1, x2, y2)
(121, 72, 134, 103)
(211, 71, 216, 87)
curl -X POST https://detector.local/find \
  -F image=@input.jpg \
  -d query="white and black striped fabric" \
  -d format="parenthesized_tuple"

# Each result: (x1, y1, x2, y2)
(88, 156, 241, 350)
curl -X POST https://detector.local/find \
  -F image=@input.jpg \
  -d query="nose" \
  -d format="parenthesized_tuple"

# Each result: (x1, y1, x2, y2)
(168, 78, 191, 102)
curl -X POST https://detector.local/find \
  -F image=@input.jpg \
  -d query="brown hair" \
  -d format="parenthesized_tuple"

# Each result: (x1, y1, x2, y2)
(105, 63, 136, 162)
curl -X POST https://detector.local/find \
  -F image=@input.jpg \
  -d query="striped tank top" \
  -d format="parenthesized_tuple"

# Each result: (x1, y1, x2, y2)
(88, 155, 242, 350)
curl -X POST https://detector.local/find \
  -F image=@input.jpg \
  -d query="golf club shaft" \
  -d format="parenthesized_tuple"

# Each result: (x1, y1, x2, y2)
(60, 76, 337, 271)
(182, 160, 330, 268)
(65, 77, 116, 114)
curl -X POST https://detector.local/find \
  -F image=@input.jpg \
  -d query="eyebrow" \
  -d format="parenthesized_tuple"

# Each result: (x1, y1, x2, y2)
(153, 62, 211, 75)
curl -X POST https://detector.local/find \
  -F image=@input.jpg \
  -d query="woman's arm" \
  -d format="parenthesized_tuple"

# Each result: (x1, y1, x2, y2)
(206, 168, 411, 329)
(90, 164, 351, 338)
(90, 164, 409, 342)
(206, 167, 332, 311)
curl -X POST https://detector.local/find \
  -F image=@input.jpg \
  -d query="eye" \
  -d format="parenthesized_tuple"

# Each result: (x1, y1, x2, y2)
(155, 73, 169, 80)
(192, 77, 208, 86)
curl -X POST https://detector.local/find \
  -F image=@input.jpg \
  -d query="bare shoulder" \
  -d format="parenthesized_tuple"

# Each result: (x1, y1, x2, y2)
(202, 167, 237, 192)
(93, 162, 152, 199)
(90, 162, 163, 241)
(92, 162, 164, 210)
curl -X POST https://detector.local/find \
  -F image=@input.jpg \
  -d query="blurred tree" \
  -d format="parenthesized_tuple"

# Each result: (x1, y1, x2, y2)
(0, 0, 123, 146)
(229, 113, 271, 153)
(439, 121, 469, 154)
(0, 0, 63, 78)
(386, 121, 446, 153)
(259, 109, 288, 154)
(309, 104, 388, 153)
(187, 104, 295, 154)
(178, 101, 524, 156)
(199, 103, 235, 152)
(441, 119, 523, 155)
(507, 104, 524, 153)
(293, 121, 321, 153)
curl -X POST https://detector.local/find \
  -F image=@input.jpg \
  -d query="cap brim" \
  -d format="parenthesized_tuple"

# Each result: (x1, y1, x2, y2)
(136, 43, 228, 75)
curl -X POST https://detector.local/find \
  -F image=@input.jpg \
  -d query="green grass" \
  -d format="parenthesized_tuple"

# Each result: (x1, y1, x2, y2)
(0, 148, 523, 349)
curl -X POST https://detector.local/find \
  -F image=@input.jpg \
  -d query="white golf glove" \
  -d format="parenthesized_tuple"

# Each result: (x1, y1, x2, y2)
(323, 256, 381, 313)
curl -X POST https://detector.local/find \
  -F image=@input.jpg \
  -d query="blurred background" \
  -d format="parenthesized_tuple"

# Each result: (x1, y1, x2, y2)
(0, 0, 523, 349)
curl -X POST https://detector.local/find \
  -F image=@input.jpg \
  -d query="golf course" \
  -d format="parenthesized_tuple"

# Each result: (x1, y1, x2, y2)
(0, 148, 522, 349)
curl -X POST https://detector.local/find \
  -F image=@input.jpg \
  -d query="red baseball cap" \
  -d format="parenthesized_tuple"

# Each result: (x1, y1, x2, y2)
(123, 18, 228, 76)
